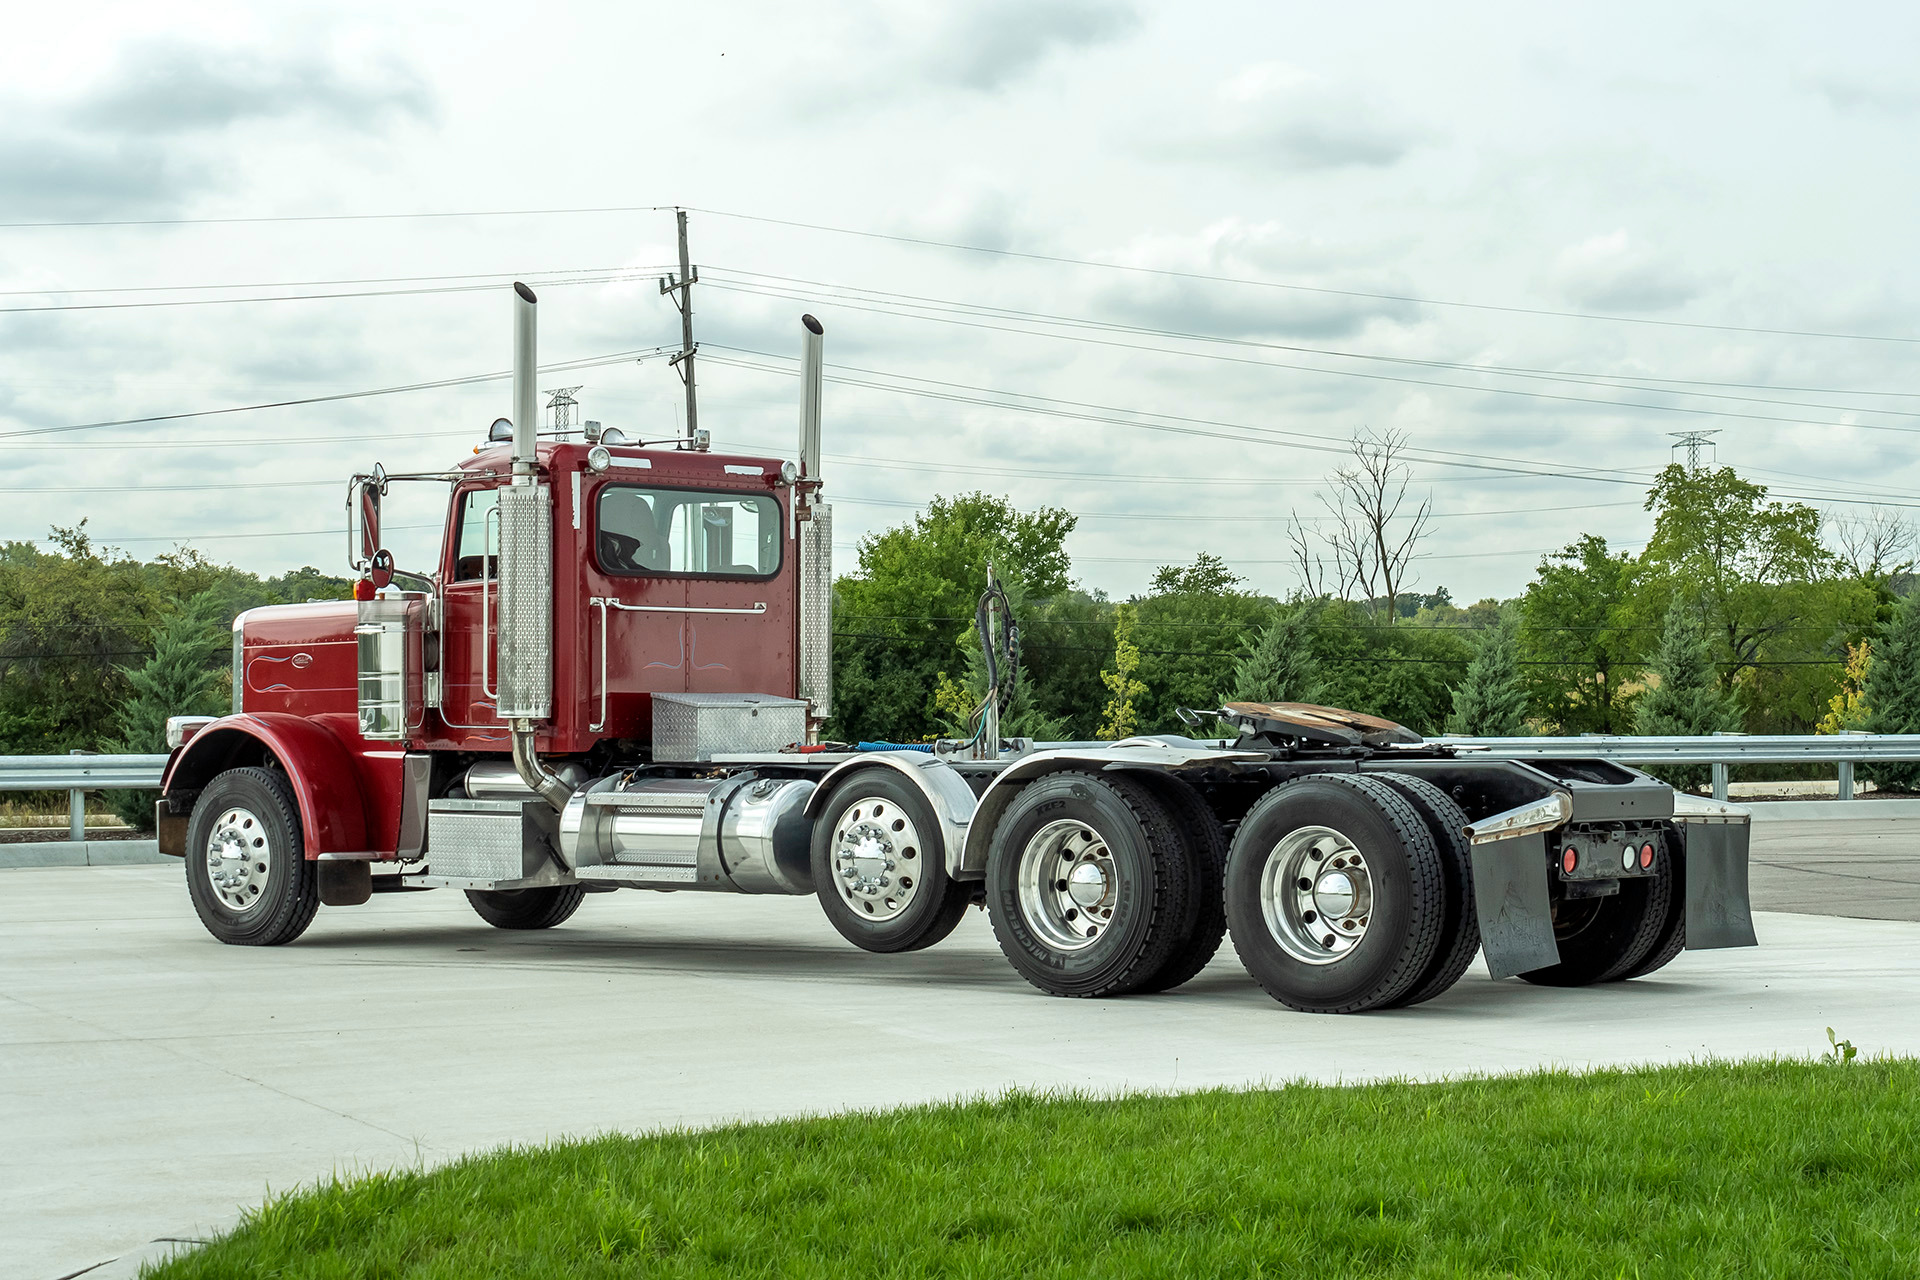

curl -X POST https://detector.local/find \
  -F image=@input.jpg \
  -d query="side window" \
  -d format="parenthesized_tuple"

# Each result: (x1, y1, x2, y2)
(596, 486, 781, 579)
(451, 487, 499, 582)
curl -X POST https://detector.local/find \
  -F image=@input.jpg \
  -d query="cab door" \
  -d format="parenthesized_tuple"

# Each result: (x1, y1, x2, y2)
(433, 482, 510, 748)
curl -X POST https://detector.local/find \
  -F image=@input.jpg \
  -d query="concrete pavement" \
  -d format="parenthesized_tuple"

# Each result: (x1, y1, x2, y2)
(6, 862, 1920, 1279)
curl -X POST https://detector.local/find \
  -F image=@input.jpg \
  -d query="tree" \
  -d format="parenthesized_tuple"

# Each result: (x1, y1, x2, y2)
(1519, 535, 1642, 734)
(1445, 607, 1529, 736)
(1635, 596, 1741, 790)
(1229, 602, 1324, 705)
(1131, 553, 1274, 731)
(1817, 641, 1871, 735)
(828, 492, 1077, 742)
(104, 592, 230, 828)
(1865, 590, 1920, 791)
(1097, 605, 1147, 740)
(1830, 507, 1916, 584)
(1293, 429, 1432, 622)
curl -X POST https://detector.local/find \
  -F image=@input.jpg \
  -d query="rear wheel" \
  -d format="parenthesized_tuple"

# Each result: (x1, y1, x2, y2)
(1225, 775, 1445, 1013)
(1370, 773, 1481, 1008)
(465, 885, 586, 930)
(1518, 855, 1673, 987)
(1618, 848, 1686, 979)
(1127, 774, 1228, 993)
(184, 767, 319, 946)
(810, 771, 972, 953)
(985, 771, 1189, 997)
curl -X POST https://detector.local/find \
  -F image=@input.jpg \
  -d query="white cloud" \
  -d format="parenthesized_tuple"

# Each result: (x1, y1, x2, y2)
(1164, 63, 1426, 170)
(1551, 231, 1699, 314)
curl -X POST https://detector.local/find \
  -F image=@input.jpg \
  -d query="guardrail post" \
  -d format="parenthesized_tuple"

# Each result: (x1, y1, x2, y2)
(1838, 761, 1855, 801)
(1711, 762, 1728, 801)
(68, 749, 85, 843)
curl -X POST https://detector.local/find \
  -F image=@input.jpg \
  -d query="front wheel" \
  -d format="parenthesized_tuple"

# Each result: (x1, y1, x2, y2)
(810, 770, 973, 953)
(1224, 775, 1446, 1013)
(184, 766, 319, 946)
(465, 885, 587, 930)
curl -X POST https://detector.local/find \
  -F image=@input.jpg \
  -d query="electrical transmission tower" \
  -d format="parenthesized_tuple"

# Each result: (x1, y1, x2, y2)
(544, 385, 584, 437)
(1669, 429, 1721, 470)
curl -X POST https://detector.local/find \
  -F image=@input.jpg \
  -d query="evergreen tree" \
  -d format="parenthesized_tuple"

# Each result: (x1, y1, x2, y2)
(1865, 588, 1920, 790)
(104, 592, 228, 829)
(1635, 595, 1741, 791)
(933, 621, 1070, 743)
(1445, 607, 1530, 737)
(1228, 603, 1323, 705)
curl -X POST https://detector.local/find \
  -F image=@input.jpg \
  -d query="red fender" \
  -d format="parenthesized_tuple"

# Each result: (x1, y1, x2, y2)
(162, 713, 371, 856)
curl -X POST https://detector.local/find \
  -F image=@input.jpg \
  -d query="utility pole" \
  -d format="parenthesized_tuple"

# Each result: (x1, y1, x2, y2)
(1668, 429, 1721, 471)
(661, 208, 699, 445)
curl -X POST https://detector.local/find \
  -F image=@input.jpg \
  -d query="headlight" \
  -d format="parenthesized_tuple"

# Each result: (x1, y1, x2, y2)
(588, 445, 611, 473)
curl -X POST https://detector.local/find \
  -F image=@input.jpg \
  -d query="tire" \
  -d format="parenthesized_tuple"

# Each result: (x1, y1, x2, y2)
(184, 767, 320, 946)
(1126, 773, 1228, 994)
(1224, 774, 1446, 1014)
(985, 771, 1190, 998)
(465, 885, 587, 930)
(1518, 854, 1674, 987)
(810, 770, 972, 953)
(1370, 773, 1481, 1008)
(1616, 840, 1686, 980)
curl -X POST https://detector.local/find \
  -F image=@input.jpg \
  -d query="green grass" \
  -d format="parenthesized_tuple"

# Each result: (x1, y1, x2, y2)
(149, 1060, 1919, 1279)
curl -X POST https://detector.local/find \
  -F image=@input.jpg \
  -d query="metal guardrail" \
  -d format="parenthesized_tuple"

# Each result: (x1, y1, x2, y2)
(4, 733, 1917, 841)
(0, 752, 167, 842)
(1427, 732, 1920, 801)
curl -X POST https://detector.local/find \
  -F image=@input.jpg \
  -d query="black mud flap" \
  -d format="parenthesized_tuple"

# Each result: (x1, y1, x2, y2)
(1468, 832, 1560, 979)
(1681, 821, 1758, 950)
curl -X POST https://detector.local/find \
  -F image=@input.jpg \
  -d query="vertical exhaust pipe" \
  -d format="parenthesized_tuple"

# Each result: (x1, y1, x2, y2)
(511, 282, 538, 480)
(501, 281, 568, 811)
(795, 315, 832, 729)
(798, 314, 823, 480)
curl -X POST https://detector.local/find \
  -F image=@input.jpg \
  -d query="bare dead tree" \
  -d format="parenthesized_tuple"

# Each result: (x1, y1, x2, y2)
(1830, 506, 1916, 580)
(1327, 428, 1432, 622)
(1286, 514, 1328, 599)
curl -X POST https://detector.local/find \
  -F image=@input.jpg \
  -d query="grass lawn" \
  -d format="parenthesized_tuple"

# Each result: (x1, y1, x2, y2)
(149, 1059, 1918, 1279)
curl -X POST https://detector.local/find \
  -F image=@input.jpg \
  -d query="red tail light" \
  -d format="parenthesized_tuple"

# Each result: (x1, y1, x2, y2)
(1640, 843, 1655, 869)
(1562, 847, 1578, 874)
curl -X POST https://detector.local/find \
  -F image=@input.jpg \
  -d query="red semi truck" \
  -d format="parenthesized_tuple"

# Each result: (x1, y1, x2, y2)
(156, 284, 1757, 1013)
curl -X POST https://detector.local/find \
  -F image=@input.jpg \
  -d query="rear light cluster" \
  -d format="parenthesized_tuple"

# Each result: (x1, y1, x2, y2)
(1562, 841, 1658, 876)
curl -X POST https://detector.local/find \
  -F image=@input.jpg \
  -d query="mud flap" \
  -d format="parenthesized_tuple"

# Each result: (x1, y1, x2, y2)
(1468, 832, 1560, 979)
(1681, 820, 1758, 950)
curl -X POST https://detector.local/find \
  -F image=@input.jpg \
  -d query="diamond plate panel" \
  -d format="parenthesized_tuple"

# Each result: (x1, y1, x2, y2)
(496, 483, 552, 719)
(427, 801, 534, 880)
(653, 692, 809, 762)
(798, 503, 832, 719)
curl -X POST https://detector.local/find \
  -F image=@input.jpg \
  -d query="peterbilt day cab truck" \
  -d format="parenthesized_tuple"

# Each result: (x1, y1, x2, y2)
(156, 284, 1757, 1013)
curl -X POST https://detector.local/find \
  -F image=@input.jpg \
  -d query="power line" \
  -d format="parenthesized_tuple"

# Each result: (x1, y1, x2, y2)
(706, 267, 1920, 411)
(692, 209, 1920, 347)
(0, 345, 676, 441)
(704, 280, 1920, 438)
(8, 199, 1910, 344)
(0, 264, 671, 300)
(0, 269, 668, 315)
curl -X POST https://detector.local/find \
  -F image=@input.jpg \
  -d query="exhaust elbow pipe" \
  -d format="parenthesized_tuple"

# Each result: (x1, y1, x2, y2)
(511, 721, 573, 812)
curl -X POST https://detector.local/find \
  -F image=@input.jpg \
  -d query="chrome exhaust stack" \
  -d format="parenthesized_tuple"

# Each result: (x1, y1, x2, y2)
(499, 282, 569, 811)
(795, 315, 832, 727)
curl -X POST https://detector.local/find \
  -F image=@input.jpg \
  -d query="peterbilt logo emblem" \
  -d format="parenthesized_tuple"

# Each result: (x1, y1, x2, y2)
(291, 653, 313, 669)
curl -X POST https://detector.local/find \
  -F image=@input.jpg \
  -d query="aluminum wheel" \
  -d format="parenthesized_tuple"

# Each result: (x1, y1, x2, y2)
(1016, 819, 1121, 953)
(1257, 825, 1374, 966)
(205, 805, 273, 915)
(829, 796, 924, 921)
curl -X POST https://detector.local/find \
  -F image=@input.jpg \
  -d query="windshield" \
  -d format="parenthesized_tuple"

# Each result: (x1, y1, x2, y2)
(596, 485, 781, 579)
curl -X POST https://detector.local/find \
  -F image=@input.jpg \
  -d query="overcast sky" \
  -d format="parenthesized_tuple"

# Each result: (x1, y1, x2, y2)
(3, 0, 1917, 603)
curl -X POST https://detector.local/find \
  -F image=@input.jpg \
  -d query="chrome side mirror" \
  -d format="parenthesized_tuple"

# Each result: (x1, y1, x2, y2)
(353, 464, 387, 568)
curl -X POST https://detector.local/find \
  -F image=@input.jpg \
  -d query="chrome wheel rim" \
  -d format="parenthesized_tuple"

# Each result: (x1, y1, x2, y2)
(830, 797, 923, 921)
(205, 806, 272, 914)
(1016, 819, 1119, 953)
(1258, 825, 1373, 965)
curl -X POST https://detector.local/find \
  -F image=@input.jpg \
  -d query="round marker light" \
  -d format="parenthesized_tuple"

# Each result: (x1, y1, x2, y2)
(1562, 847, 1578, 875)
(587, 445, 612, 473)
(1621, 846, 1636, 871)
(1640, 842, 1655, 869)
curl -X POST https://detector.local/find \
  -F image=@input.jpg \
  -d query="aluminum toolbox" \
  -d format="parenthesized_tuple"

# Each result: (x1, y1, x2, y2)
(652, 692, 809, 762)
